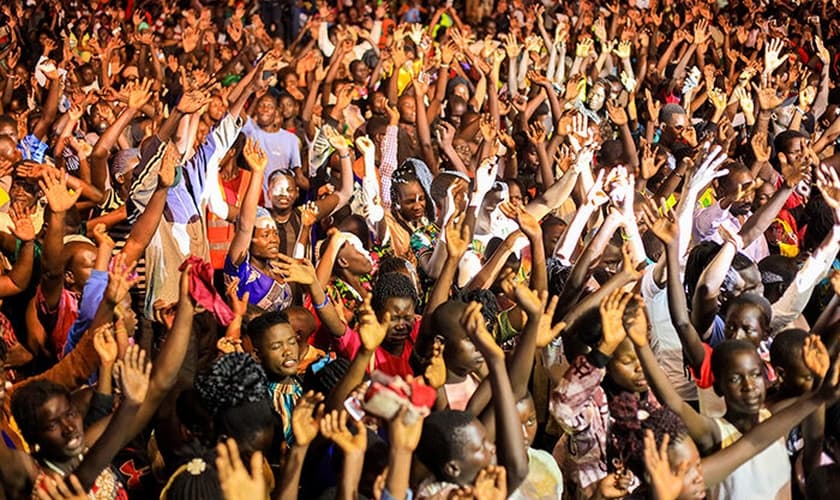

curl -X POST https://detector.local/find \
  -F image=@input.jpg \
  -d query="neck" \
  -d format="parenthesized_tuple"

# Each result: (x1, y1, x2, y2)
(724, 408, 760, 434)
(337, 272, 365, 294)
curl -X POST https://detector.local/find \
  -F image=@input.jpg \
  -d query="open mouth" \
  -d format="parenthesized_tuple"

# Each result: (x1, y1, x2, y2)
(66, 435, 83, 450)
(282, 358, 297, 369)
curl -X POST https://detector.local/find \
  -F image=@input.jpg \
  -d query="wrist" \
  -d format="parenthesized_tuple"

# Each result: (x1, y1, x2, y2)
(596, 341, 620, 357)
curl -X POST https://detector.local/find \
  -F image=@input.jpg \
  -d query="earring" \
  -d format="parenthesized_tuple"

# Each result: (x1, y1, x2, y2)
(33, 444, 40, 453)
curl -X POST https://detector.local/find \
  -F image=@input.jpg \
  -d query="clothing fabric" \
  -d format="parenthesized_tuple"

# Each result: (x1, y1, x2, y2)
(179, 256, 234, 325)
(268, 379, 303, 445)
(693, 202, 769, 263)
(332, 320, 421, 377)
(223, 252, 294, 312)
(241, 118, 302, 195)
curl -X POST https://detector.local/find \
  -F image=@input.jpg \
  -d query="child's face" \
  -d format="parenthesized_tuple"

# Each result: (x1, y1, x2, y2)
(778, 352, 816, 395)
(256, 323, 300, 378)
(450, 421, 495, 486)
(515, 397, 538, 451)
(716, 350, 765, 416)
(667, 437, 706, 499)
(607, 339, 649, 393)
(724, 304, 766, 347)
(444, 335, 484, 377)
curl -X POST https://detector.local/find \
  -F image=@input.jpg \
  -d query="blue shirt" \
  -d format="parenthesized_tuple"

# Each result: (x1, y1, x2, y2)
(63, 270, 109, 356)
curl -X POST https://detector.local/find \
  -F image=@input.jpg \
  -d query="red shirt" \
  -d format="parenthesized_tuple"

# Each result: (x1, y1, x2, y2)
(332, 317, 421, 378)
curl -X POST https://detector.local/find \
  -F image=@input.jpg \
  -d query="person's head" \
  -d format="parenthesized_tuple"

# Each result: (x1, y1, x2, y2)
(247, 310, 299, 378)
(416, 410, 494, 486)
(770, 329, 815, 396)
(711, 340, 765, 416)
(0, 115, 18, 142)
(640, 409, 706, 499)
(504, 178, 526, 207)
(752, 180, 776, 210)
(445, 95, 468, 129)
(757, 255, 797, 303)
(335, 233, 374, 276)
(11, 381, 85, 461)
(254, 94, 279, 129)
(588, 79, 609, 112)
(432, 301, 483, 376)
(370, 272, 418, 350)
(268, 171, 299, 212)
(76, 63, 97, 86)
(62, 240, 98, 293)
(659, 103, 689, 146)
(194, 353, 275, 457)
(542, 216, 567, 257)
(774, 130, 809, 167)
(278, 94, 299, 121)
(607, 337, 649, 393)
(515, 393, 537, 451)
(250, 207, 280, 260)
(0, 135, 22, 164)
(723, 293, 771, 347)
(349, 59, 371, 85)
(207, 93, 227, 122)
(286, 306, 317, 347)
(398, 93, 416, 124)
(377, 255, 421, 298)
(110, 148, 141, 196)
(89, 100, 115, 134)
(391, 165, 434, 223)
(717, 163, 756, 216)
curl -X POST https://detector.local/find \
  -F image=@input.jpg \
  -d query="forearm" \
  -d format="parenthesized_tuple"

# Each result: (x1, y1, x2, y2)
(337, 452, 364, 500)
(666, 241, 706, 370)
(554, 203, 595, 262)
(691, 242, 736, 334)
(309, 282, 345, 338)
(275, 446, 308, 500)
(121, 185, 167, 264)
(5, 240, 33, 292)
(385, 448, 413, 500)
(97, 363, 113, 395)
(486, 357, 528, 491)
(76, 400, 141, 491)
(740, 185, 794, 246)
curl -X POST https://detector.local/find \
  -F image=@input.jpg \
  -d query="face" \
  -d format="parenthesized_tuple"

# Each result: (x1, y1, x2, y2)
(35, 395, 85, 460)
(781, 137, 805, 166)
(668, 438, 707, 499)
(543, 222, 565, 256)
(724, 304, 767, 347)
(598, 244, 623, 275)
(589, 84, 607, 112)
(337, 241, 373, 275)
(80, 67, 96, 86)
(396, 181, 427, 222)
(507, 183, 524, 207)
(0, 122, 17, 142)
(777, 352, 816, 395)
(452, 83, 470, 103)
(752, 182, 775, 210)
(251, 225, 280, 259)
(351, 62, 371, 84)
(208, 95, 226, 121)
(447, 100, 467, 128)
(279, 96, 298, 120)
(256, 95, 278, 128)
(269, 175, 299, 211)
(665, 112, 689, 139)
(607, 338, 649, 393)
(67, 245, 97, 292)
(381, 297, 415, 347)
(91, 102, 115, 134)
(515, 397, 538, 451)
(256, 323, 299, 377)
(398, 95, 416, 124)
(449, 421, 495, 485)
(716, 350, 765, 416)
(722, 170, 756, 215)
(445, 334, 484, 376)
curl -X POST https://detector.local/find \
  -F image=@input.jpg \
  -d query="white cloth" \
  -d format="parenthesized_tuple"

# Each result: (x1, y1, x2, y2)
(692, 202, 769, 263)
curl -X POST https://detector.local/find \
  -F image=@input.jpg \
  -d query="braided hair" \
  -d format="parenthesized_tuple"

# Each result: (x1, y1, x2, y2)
(10, 380, 70, 447)
(160, 456, 223, 500)
(390, 161, 435, 230)
(370, 272, 418, 316)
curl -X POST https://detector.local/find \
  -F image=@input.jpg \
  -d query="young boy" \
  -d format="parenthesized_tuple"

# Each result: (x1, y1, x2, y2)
(246, 310, 302, 445)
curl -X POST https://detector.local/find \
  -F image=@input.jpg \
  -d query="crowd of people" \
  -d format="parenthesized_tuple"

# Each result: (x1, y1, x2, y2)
(2, 0, 840, 498)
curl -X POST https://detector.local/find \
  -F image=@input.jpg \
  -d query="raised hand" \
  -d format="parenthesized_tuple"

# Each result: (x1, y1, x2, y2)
(272, 254, 317, 285)
(225, 278, 250, 318)
(460, 302, 503, 362)
(177, 89, 210, 113)
(292, 391, 325, 447)
(644, 431, 688, 500)
(158, 141, 179, 188)
(688, 143, 729, 193)
(445, 210, 471, 259)
(535, 294, 566, 348)
(606, 100, 628, 126)
(613, 40, 632, 59)
(778, 149, 811, 189)
(816, 163, 840, 218)
(751, 132, 771, 163)
(639, 140, 664, 180)
(625, 294, 649, 347)
(498, 201, 541, 240)
(752, 78, 784, 111)
(39, 168, 82, 213)
(216, 438, 266, 500)
(640, 197, 678, 244)
(424, 340, 447, 389)
(358, 294, 389, 351)
(320, 409, 367, 454)
(599, 289, 632, 354)
(474, 158, 499, 196)
(105, 252, 140, 305)
(9, 202, 36, 242)
(763, 38, 787, 75)
(645, 88, 662, 123)
(114, 344, 152, 405)
(707, 87, 727, 113)
(803, 335, 830, 379)
(299, 201, 319, 227)
(323, 125, 349, 154)
(355, 135, 375, 158)
(93, 324, 119, 366)
(242, 138, 268, 173)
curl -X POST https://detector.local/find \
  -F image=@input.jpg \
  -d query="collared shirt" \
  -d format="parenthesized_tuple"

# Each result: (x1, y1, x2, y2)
(692, 202, 769, 263)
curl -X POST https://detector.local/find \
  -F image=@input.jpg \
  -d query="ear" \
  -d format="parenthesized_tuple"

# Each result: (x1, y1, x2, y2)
(775, 366, 786, 384)
(443, 460, 461, 481)
(336, 255, 350, 269)
(64, 269, 75, 287)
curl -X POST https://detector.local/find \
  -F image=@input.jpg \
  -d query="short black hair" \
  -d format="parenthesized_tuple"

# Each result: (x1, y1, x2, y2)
(711, 339, 759, 382)
(11, 380, 71, 445)
(370, 272, 417, 315)
(246, 310, 291, 347)
(769, 329, 808, 370)
(416, 410, 478, 482)
(726, 293, 772, 330)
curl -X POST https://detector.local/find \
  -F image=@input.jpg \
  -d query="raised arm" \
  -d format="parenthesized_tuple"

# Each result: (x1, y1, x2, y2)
(227, 139, 267, 266)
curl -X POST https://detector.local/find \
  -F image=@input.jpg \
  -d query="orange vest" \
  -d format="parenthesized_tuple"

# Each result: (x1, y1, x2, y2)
(208, 171, 249, 269)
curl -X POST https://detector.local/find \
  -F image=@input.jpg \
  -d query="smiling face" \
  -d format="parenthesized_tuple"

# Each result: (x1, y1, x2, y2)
(716, 349, 765, 416)
(35, 395, 85, 461)
(255, 323, 300, 378)
(269, 174, 299, 212)
(255, 95, 279, 128)
(251, 224, 280, 260)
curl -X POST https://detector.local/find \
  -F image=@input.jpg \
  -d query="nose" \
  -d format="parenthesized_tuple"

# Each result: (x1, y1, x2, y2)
(741, 376, 756, 392)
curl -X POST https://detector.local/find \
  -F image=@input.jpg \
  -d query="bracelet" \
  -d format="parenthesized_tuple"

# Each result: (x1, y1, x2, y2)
(339, 152, 351, 159)
(314, 294, 330, 310)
